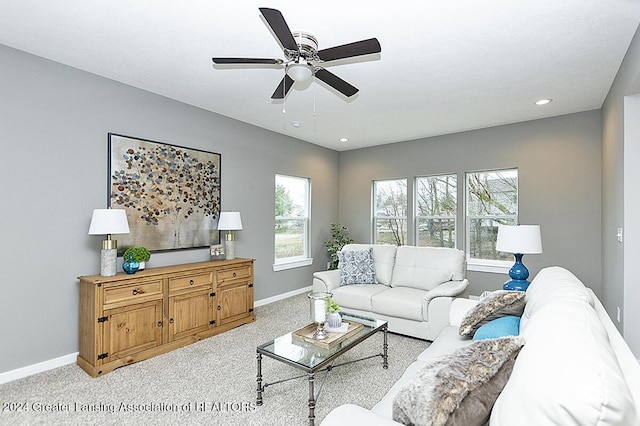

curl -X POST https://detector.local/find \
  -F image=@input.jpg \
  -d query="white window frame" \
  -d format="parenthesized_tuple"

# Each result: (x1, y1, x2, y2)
(372, 178, 408, 246)
(415, 174, 457, 249)
(465, 169, 518, 273)
(273, 174, 313, 271)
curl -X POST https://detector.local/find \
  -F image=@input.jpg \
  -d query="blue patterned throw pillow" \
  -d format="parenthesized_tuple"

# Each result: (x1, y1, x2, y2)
(338, 248, 378, 286)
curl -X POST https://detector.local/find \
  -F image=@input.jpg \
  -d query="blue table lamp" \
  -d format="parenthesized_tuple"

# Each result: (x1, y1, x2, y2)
(496, 225, 542, 291)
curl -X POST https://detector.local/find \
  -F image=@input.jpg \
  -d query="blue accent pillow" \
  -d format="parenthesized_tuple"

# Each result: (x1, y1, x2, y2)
(473, 316, 521, 340)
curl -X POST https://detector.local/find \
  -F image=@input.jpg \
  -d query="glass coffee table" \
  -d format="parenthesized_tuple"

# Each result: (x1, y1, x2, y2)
(256, 314, 388, 425)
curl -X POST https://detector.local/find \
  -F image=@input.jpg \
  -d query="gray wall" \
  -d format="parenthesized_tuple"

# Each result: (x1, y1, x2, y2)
(338, 111, 602, 297)
(602, 23, 640, 345)
(0, 44, 339, 374)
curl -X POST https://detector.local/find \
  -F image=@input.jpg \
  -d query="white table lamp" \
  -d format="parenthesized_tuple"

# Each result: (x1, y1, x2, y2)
(88, 208, 130, 276)
(218, 211, 243, 260)
(496, 224, 542, 291)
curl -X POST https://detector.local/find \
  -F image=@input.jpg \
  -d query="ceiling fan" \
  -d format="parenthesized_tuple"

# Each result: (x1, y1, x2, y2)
(212, 7, 381, 99)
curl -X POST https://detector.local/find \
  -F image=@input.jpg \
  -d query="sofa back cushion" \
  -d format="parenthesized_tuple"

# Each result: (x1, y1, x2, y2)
(520, 266, 594, 331)
(491, 266, 638, 425)
(391, 246, 465, 291)
(340, 244, 397, 285)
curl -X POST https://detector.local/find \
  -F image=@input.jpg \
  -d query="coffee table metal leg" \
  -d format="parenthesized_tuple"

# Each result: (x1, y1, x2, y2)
(256, 352, 263, 406)
(383, 324, 388, 369)
(308, 372, 316, 425)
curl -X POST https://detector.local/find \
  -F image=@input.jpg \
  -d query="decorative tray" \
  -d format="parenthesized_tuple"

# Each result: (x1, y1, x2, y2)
(292, 322, 364, 349)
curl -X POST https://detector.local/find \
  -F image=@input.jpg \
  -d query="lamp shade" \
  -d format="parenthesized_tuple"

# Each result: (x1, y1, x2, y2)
(88, 209, 130, 235)
(218, 212, 243, 231)
(496, 225, 542, 254)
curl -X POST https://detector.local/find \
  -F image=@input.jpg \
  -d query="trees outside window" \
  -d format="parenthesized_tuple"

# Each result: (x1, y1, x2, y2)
(373, 179, 407, 245)
(466, 169, 518, 262)
(415, 174, 457, 248)
(275, 175, 310, 265)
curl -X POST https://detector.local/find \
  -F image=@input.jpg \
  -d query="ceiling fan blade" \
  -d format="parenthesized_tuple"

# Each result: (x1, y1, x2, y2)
(315, 68, 359, 97)
(317, 38, 381, 62)
(259, 8, 299, 52)
(271, 74, 295, 99)
(212, 57, 283, 65)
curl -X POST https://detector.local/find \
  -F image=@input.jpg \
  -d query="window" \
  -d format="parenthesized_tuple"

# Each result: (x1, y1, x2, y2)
(373, 179, 407, 245)
(466, 169, 518, 271)
(415, 174, 457, 248)
(274, 174, 312, 270)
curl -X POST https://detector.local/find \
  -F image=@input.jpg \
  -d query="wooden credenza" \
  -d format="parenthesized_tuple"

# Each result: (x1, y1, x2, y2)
(77, 258, 255, 377)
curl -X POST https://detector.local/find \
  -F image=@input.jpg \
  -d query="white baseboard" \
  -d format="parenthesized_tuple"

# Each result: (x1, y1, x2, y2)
(0, 287, 312, 384)
(254, 285, 312, 307)
(0, 352, 78, 385)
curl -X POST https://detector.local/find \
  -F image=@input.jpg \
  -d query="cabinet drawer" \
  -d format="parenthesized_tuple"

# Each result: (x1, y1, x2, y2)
(216, 264, 252, 285)
(104, 279, 163, 305)
(169, 272, 212, 292)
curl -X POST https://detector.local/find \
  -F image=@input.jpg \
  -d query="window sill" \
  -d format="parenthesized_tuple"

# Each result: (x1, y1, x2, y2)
(466, 259, 511, 274)
(273, 258, 314, 272)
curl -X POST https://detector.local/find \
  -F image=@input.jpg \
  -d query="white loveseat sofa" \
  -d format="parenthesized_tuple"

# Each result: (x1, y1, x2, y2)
(320, 266, 640, 426)
(312, 244, 469, 341)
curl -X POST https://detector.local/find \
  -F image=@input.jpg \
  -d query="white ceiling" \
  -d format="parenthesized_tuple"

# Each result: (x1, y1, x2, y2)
(1, 1, 639, 151)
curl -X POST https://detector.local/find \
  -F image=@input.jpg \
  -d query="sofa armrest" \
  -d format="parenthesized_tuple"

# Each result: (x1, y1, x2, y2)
(423, 279, 469, 306)
(313, 269, 341, 293)
(449, 297, 479, 327)
(420, 280, 468, 338)
(320, 404, 403, 426)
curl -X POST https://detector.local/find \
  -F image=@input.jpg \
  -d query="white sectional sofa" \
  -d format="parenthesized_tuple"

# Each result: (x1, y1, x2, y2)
(320, 266, 640, 426)
(312, 244, 469, 340)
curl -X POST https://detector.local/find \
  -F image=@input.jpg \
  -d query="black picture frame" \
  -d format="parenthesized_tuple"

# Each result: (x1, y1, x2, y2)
(108, 133, 221, 252)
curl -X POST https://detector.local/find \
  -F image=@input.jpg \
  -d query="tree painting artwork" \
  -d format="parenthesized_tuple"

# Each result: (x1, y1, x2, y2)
(108, 134, 221, 252)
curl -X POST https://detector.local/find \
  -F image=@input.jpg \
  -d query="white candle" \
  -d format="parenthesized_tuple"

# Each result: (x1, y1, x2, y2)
(314, 299, 326, 322)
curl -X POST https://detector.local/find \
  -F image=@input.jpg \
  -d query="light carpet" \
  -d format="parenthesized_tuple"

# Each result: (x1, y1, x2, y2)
(0, 293, 427, 425)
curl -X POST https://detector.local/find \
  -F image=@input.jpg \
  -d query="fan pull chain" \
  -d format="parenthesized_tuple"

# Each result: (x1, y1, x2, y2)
(282, 82, 287, 114)
(313, 83, 317, 116)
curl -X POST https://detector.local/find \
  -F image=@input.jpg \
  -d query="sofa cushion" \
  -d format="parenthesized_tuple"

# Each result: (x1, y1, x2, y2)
(459, 290, 525, 337)
(341, 244, 397, 285)
(417, 326, 475, 361)
(338, 247, 377, 285)
(371, 287, 425, 322)
(393, 336, 525, 426)
(473, 316, 520, 340)
(520, 266, 593, 331)
(331, 284, 389, 312)
(491, 271, 638, 425)
(390, 246, 464, 291)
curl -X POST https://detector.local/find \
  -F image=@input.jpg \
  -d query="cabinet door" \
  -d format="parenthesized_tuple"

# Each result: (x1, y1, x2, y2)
(168, 288, 214, 341)
(102, 300, 163, 362)
(217, 282, 252, 326)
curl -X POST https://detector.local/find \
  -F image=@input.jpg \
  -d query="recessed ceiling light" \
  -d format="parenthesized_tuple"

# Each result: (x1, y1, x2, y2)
(535, 98, 553, 106)
(339, 138, 349, 143)
(291, 121, 302, 128)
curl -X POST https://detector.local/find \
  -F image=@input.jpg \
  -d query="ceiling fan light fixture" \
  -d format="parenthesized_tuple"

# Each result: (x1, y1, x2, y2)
(286, 62, 313, 82)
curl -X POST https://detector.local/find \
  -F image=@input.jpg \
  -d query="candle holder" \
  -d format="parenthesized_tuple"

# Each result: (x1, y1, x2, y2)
(308, 292, 332, 340)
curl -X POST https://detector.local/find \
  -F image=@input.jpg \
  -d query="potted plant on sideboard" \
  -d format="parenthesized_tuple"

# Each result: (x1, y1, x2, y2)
(122, 246, 151, 274)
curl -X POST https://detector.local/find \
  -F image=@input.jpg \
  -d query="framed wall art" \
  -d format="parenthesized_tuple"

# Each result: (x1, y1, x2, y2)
(108, 133, 221, 252)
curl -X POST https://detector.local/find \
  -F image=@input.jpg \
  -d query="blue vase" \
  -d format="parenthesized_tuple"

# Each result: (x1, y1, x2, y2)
(122, 254, 139, 274)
